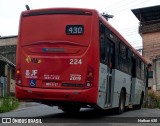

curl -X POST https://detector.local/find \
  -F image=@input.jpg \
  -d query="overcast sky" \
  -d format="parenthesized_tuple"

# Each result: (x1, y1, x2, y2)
(0, 0, 159, 49)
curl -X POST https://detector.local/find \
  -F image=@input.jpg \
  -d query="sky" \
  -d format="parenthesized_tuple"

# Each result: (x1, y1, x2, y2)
(0, 0, 159, 49)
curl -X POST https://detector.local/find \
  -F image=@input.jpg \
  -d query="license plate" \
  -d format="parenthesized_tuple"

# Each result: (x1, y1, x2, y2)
(44, 81, 61, 87)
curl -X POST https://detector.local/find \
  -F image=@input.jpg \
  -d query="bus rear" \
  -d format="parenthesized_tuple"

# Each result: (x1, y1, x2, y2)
(16, 8, 100, 110)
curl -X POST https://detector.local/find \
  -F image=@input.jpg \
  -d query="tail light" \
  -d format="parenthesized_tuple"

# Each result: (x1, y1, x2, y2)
(85, 66, 94, 88)
(16, 67, 22, 85)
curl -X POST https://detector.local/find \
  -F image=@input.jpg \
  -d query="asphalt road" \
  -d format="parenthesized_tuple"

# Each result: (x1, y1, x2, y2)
(0, 102, 160, 126)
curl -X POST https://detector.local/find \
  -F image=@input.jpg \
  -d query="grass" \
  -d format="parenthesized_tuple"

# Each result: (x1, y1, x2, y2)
(0, 96, 20, 113)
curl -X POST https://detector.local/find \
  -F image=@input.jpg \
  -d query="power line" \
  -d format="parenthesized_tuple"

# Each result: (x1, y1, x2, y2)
(119, 28, 138, 33)
(130, 42, 141, 45)
(128, 38, 160, 48)
(108, 0, 151, 14)
(110, 26, 138, 33)
(123, 33, 139, 36)
(120, 28, 138, 32)
(107, 0, 140, 13)
(99, 0, 129, 12)
(121, 30, 138, 34)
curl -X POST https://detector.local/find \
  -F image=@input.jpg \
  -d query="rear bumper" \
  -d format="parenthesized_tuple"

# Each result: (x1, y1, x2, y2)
(15, 85, 98, 105)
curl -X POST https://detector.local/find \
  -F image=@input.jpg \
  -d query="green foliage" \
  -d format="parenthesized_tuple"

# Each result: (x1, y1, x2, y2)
(145, 91, 160, 108)
(0, 96, 19, 113)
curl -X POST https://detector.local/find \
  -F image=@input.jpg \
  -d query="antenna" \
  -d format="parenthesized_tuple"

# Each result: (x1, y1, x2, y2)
(25, 5, 30, 10)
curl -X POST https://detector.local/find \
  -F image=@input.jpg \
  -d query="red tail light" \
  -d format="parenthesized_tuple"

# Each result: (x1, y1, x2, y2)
(16, 67, 22, 85)
(85, 66, 94, 88)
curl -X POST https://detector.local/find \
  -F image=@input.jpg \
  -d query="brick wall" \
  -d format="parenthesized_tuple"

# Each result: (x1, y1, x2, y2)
(142, 32, 160, 62)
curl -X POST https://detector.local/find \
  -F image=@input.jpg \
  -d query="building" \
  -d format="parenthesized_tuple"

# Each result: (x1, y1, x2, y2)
(0, 35, 17, 64)
(132, 5, 160, 91)
(0, 35, 17, 96)
(0, 55, 15, 96)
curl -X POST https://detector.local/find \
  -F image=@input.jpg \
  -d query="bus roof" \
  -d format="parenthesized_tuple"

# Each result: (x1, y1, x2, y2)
(21, 7, 96, 17)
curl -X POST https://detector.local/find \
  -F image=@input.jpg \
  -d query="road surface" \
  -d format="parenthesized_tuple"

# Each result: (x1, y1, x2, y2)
(0, 102, 160, 126)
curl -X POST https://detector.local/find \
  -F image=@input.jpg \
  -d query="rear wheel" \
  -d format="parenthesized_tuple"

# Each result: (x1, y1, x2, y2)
(117, 90, 126, 114)
(138, 93, 144, 109)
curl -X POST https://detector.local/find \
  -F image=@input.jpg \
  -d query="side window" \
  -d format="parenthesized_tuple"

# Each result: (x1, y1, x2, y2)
(136, 58, 141, 78)
(120, 43, 126, 59)
(100, 23, 106, 61)
(131, 56, 136, 77)
(106, 40, 110, 65)
(106, 39, 115, 69)
(110, 42, 115, 69)
(127, 49, 131, 74)
(141, 62, 144, 80)
(119, 42, 129, 73)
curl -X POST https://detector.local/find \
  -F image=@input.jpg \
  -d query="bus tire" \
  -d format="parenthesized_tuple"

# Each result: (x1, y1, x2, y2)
(138, 93, 144, 109)
(117, 89, 126, 114)
(62, 106, 80, 113)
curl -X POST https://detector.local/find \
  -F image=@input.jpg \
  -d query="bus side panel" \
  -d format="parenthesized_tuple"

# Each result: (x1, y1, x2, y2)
(133, 78, 145, 105)
(112, 69, 131, 108)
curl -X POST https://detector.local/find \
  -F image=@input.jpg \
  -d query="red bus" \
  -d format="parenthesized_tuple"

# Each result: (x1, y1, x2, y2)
(16, 7, 148, 113)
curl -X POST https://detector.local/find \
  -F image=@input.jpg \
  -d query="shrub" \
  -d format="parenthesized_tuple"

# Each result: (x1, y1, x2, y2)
(146, 91, 160, 108)
(0, 96, 19, 113)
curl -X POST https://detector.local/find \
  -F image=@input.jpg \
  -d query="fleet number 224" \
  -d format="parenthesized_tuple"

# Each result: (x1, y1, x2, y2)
(70, 59, 82, 65)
